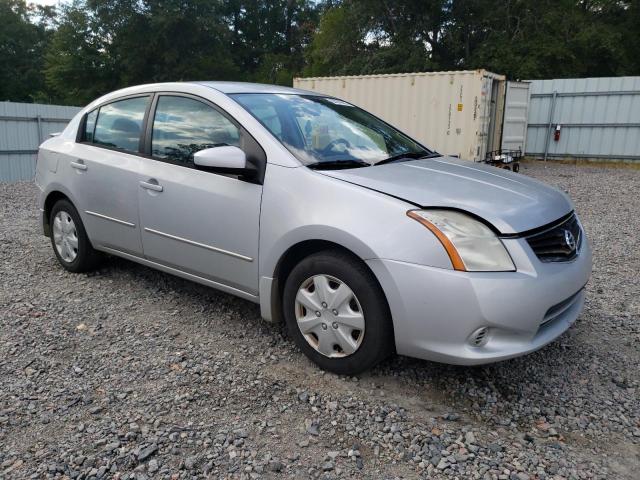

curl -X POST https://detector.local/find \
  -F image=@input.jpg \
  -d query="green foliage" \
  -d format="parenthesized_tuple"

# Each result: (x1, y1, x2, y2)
(0, 0, 54, 102)
(44, 3, 118, 105)
(304, 6, 363, 76)
(306, 0, 640, 79)
(41, 0, 319, 104)
(0, 0, 639, 105)
(448, 0, 631, 79)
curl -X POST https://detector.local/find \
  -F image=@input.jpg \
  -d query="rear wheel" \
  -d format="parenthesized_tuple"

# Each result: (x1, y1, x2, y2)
(50, 199, 101, 272)
(283, 250, 394, 375)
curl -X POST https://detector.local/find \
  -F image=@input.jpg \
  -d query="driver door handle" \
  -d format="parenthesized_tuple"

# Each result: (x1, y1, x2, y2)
(139, 180, 163, 192)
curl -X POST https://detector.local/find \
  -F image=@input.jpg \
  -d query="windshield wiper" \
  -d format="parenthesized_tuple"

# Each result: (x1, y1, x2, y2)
(375, 152, 441, 166)
(306, 159, 370, 170)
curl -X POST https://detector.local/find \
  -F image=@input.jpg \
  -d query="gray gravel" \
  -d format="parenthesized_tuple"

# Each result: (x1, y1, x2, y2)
(1, 161, 639, 479)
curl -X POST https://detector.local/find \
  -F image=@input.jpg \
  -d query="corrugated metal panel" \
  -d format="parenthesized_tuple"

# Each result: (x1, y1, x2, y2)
(525, 76, 640, 160)
(0, 101, 81, 120)
(0, 101, 81, 181)
(0, 153, 37, 182)
(294, 70, 506, 161)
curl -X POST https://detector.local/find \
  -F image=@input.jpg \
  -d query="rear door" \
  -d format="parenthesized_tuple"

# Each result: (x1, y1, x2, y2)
(69, 95, 151, 255)
(137, 94, 264, 295)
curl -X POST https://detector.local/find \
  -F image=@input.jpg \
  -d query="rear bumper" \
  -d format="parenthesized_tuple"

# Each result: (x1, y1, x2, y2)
(367, 235, 592, 365)
(35, 181, 47, 236)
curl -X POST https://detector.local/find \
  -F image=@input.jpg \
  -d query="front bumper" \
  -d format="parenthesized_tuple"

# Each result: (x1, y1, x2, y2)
(367, 235, 592, 365)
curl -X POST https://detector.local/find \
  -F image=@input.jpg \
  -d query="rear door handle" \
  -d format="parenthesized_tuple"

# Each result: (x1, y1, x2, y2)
(139, 180, 163, 192)
(70, 161, 87, 171)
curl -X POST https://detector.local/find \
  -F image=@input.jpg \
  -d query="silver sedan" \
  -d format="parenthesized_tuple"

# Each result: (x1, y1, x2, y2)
(35, 82, 592, 374)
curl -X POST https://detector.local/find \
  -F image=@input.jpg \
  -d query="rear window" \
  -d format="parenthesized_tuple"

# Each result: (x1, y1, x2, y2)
(83, 109, 98, 142)
(93, 96, 149, 153)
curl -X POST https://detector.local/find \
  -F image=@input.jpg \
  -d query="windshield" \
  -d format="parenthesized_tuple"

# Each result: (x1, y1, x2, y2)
(231, 93, 433, 168)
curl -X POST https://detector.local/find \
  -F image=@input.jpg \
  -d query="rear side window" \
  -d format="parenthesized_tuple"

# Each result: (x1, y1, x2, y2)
(93, 96, 149, 153)
(151, 95, 241, 167)
(83, 109, 98, 142)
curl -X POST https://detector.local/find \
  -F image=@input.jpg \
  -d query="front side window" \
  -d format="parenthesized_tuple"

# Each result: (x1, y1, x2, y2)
(93, 96, 149, 153)
(231, 93, 432, 168)
(151, 96, 241, 167)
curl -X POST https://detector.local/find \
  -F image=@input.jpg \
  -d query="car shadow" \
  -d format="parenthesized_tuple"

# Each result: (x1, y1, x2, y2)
(91, 254, 608, 427)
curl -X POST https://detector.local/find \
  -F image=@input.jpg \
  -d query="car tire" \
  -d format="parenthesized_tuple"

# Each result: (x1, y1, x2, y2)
(49, 199, 102, 273)
(283, 250, 394, 375)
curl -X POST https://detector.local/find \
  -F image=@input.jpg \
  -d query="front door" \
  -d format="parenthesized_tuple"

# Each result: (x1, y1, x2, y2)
(137, 94, 263, 295)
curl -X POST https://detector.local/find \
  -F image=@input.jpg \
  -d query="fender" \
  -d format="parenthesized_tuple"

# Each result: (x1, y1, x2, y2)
(258, 225, 379, 322)
(40, 182, 82, 236)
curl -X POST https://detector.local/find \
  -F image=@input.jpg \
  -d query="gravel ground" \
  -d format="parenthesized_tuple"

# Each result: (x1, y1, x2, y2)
(1, 161, 639, 480)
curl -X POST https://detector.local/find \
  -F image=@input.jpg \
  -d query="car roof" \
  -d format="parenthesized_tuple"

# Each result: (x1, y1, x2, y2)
(83, 81, 328, 114)
(192, 81, 318, 95)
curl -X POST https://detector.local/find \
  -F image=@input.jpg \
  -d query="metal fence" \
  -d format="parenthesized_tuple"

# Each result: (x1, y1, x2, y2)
(0, 101, 81, 181)
(525, 76, 640, 161)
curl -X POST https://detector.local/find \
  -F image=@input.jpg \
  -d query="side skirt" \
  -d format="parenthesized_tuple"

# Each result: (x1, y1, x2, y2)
(97, 246, 260, 304)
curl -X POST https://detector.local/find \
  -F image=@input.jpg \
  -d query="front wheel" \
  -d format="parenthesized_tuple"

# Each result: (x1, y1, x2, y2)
(282, 250, 394, 375)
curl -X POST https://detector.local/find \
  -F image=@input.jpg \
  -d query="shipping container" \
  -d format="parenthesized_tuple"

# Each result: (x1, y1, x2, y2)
(294, 70, 508, 161)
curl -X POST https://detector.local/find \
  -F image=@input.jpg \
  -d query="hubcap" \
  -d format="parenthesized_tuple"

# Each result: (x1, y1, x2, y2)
(52, 211, 79, 263)
(294, 274, 365, 358)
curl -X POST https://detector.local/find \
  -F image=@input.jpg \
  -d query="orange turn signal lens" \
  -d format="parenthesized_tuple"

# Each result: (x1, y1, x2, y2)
(407, 210, 467, 271)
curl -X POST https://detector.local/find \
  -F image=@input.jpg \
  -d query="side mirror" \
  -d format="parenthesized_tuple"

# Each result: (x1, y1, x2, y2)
(193, 146, 247, 171)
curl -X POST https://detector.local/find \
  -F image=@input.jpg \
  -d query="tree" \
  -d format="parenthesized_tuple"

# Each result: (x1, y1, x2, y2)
(221, 0, 319, 84)
(44, 0, 321, 104)
(304, 0, 451, 76)
(44, 3, 118, 105)
(304, 5, 364, 76)
(0, 0, 54, 102)
(4, 0, 640, 105)
(449, 0, 629, 79)
(305, 0, 639, 79)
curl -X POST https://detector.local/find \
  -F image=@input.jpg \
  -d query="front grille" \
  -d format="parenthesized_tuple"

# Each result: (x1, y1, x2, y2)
(526, 214, 582, 262)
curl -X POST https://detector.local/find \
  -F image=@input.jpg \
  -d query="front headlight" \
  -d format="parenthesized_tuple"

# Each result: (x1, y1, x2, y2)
(407, 209, 515, 272)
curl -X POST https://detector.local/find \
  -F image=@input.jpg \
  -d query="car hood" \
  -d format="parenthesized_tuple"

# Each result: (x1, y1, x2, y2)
(319, 157, 573, 234)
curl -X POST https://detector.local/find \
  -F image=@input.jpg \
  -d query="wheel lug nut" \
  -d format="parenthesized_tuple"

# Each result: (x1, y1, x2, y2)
(315, 311, 321, 317)
(332, 322, 338, 329)
(321, 323, 327, 330)
(332, 309, 338, 315)
(321, 302, 327, 308)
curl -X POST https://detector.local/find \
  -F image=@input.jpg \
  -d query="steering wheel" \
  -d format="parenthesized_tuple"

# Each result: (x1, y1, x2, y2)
(321, 138, 352, 154)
